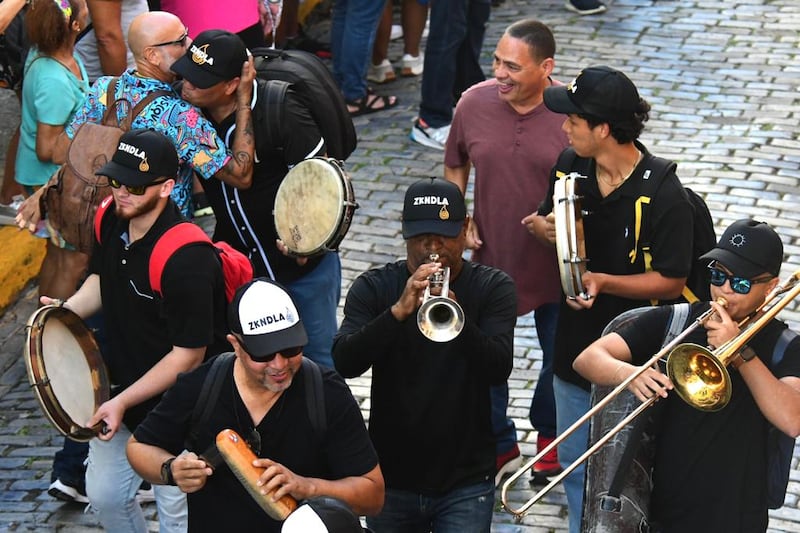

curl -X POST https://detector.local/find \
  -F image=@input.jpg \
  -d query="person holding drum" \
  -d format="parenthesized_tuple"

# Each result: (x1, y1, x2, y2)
(42, 129, 231, 533)
(127, 278, 384, 532)
(444, 18, 569, 488)
(170, 29, 341, 369)
(532, 65, 696, 532)
(573, 219, 800, 532)
(333, 178, 517, 532)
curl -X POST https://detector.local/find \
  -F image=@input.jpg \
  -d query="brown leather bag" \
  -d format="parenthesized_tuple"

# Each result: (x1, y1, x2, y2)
(43, 78, 169, 254)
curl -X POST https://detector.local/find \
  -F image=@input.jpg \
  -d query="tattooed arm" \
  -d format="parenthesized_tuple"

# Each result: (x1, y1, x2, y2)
(212, 57, 256, 189)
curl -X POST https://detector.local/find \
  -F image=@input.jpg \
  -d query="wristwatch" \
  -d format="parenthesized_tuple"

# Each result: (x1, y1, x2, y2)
(732, 345, 757, 370)
(160, 457, 177, 486)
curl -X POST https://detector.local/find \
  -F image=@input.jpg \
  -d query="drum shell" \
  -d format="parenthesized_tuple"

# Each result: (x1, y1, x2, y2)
(273, 157, 357, 257)
(553, 175, 588, 299)
(24, 305, 110, 442)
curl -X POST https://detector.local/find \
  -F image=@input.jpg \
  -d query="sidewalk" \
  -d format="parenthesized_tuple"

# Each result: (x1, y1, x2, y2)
(1, 0, 799, 531)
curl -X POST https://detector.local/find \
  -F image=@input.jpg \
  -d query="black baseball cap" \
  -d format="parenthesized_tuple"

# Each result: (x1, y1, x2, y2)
(228, 278, 308, 361)
(281, 497, 364, 533)
(95, 129, 178, 187)
(401, 178, 467, 239)
(171, 29, 247, 89)
(543, 65, 640, 122)
(700, 219, 783, 279)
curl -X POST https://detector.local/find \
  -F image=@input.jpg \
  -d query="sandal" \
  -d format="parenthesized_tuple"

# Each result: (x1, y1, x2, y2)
(347, 92, 398, 117)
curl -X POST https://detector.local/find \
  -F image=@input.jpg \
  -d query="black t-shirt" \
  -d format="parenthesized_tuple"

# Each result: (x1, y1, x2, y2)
(538, 143, 695, 390)
(90, 201, 229, 429)
(618, 303, 800, 532)
(133, 357, 378, 533)
(201, 79, 327, 283)
(333, 260, 517, 494)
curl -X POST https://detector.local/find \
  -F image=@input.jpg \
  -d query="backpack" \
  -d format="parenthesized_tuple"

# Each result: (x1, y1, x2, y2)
(766, 327, 798, 509)
(42, 78, 170, 254)
(184, 353, 326, 451)
(93, 196, 254, 302)
(554, 147, 716, 304)
(250, 47, 357, 161)
(0, 5, 27, 91)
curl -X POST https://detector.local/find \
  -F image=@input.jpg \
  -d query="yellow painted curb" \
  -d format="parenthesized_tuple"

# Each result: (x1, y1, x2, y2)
(0, 226, 45, 314)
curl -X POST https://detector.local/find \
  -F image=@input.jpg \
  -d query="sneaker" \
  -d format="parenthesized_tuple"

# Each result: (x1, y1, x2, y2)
(529, 435, 564, 486)
(410, 118, 450, 151)
(390, 24, 403, 41)
(0, 194, 23, 226)
(495, 445, 523, 487)
(367, 59, 396, 84)
(565, 0, 607, 15)
(136, 481, 155, 503)
(401, 53, 424, 77)
(48, 478, 89, 504)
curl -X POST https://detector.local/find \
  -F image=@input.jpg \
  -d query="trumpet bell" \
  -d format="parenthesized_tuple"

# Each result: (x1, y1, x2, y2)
(417, 297, 465, 343)
(666, 343, 732, 412)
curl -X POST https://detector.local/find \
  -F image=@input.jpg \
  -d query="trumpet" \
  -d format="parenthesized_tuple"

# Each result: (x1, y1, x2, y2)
(501, 270, 800, 520)
(417, 254, 465, 343)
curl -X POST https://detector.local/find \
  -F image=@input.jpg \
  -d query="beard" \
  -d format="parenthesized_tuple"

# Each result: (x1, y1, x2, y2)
(113, 191, 162, 220)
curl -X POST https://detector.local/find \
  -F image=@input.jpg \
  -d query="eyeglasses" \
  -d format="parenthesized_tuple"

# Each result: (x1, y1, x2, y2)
(255, 345, 303, 363)
(109, 177, 168, 196)
(708, 264, 772, 295)
(151, 28, 189, 48)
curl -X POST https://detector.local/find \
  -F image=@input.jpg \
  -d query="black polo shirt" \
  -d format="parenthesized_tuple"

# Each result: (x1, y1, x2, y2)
(90, 200, 229, 429)
(200, 79, 327, 283)
(538, 143, 694, 389)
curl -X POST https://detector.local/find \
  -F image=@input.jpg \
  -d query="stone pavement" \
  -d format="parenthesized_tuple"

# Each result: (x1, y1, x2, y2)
(1, 0, 800, 530)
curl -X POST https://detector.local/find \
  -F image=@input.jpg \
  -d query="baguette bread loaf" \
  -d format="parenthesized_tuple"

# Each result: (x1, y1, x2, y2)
(216, 428, 298, 520)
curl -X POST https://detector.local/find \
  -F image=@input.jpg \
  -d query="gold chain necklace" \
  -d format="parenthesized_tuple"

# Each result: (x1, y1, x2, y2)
(597, 150, 642, 190)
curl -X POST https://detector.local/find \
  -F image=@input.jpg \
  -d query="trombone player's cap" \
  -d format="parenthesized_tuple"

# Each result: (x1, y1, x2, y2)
(700, 219, 783, 279)
(402, 178, 466, 239)
(228, 278, 308, 361)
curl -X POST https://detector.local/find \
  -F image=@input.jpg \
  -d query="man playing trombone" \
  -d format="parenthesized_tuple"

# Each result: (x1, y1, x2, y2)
(333, 177, 517, 532)
(574, 219, 800, 532)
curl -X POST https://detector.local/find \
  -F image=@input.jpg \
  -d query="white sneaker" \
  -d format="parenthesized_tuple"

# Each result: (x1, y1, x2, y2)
(390, 24, 403, 41)
(0, 195, 23, 226)
(48, 479, 89, 504)
(410, 119, 450, 151)
(136, 482, 155, 503)
(401, 53, 424, 77)
(367, 59, 396, 84)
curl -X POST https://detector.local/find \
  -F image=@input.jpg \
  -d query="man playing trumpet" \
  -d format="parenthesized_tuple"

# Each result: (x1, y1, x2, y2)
(574, 219, 800, 532)
(333, 177, 517, 532)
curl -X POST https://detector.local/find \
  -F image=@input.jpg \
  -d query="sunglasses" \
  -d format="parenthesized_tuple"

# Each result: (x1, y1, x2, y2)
(253, 345, 303, 363)
(708, 265, 772, 295)
(109, 177, 168, 196)
(152, 28, 189, 48)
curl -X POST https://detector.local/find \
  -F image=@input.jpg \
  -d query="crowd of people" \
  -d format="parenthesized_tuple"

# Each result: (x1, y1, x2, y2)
(0, 2, 798, 533)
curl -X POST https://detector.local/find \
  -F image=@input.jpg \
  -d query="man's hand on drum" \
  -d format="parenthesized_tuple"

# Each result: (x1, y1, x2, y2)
(255, 457, 315, 502)
(88, 397, 126, 440)
(173, 452, 214, 493)
(390, 261, 441, 322)
(275, 239, 308, 266)
(525, 211, 556, 245)
(465, 218, 482, 250)
(565, 271, 601, 311)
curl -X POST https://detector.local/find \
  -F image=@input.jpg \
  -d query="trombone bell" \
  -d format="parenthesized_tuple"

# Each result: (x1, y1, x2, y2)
(666, 343, 732, 412)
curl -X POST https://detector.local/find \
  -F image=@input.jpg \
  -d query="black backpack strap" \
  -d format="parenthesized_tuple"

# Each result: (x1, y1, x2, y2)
(771, 328, 798, 369)
(302, 358, 327, 439)
(257, 79, 289, 154)
(185, 353, 235, 450)
(554, 147, 578, 179)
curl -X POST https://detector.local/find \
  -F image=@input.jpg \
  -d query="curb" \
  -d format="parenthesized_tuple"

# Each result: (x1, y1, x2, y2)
(0, 225, 45, 314)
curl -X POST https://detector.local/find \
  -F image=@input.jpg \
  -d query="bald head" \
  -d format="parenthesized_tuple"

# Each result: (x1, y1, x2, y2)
(128, 11, 185, 58)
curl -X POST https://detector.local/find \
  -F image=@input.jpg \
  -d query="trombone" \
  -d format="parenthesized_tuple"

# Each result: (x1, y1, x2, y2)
(417, 253, 465, 342)
(501, 270, 800, 520)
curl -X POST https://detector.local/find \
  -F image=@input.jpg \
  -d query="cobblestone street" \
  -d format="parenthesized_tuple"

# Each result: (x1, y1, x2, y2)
(0, 0, 799, 531)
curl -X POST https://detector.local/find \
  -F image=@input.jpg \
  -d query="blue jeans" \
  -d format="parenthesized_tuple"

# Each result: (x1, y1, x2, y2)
(330, 0, 386, 101)
(285, 251, 341, 369)
(419, 0, 490, 128)
(529, 303, 559, 438)
(490, 383, 517, 456)
(366, 481, 494, 533)
(554, 376, 591, 533)
(86, 424, 187, 533)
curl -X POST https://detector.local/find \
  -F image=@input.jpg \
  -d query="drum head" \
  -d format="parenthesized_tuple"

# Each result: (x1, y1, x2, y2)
(24, 306, 109, 441)
(274, 159, 347, 256)
(554, 177, 588, 299)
